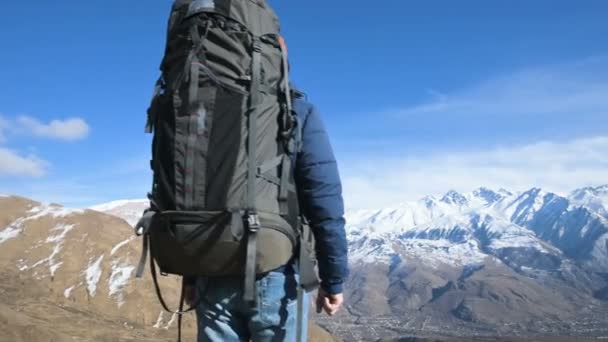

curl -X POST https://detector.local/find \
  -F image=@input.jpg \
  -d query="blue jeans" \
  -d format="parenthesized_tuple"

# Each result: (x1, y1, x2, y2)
(195, 271, 309, 342)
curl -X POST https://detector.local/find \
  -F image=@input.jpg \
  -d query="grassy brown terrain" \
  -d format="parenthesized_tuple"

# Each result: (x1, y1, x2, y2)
(0, 195, 336, 342)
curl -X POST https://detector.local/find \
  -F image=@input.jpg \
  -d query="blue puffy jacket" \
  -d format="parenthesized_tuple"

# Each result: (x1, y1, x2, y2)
(292, 94, 349, 295)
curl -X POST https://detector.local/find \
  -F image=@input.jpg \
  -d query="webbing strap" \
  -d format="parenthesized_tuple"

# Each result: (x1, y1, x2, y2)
(257, 155, 283, 175)
(297, 219, 318, 342)
(279, 35, 293, 137)
(184, 98, 198, 210)
(134, 210, 156, 278)
(257, 155, 296, 192)
(180, 22, 209, 211)
(244, 218, 259, 305)
(243, 36, 263, 306)
(296, 285, 305, 342)
(299, 221, 320, 292)
(247, 40, 261, 213)
(135, 234, 149, 278)
(279, 154, 291, 215)
(298, 244, 320, 291)
(257, 173, 296, 192)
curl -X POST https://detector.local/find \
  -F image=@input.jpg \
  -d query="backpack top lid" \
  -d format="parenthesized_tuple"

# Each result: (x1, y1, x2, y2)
(170, 0, 280, 38)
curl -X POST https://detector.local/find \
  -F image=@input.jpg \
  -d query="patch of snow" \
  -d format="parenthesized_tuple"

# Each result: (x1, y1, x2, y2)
(111, 237, 134, 256)
(0, 226, 23, 243)
(587, 233, 608, 271)
(398, 239, 487, 268)
(27, 205, 84, 220)
(164, 313, 177, 329)
(153, 312, 164, 329)
(64, 285, 75, 298)
(348, 235, 396, 264)
(489, 234, 547, 252)
(47, 224, 75, 243)
(108, 261, 135, 306)
(25, 224, 75, 277)
(344, 186, 608, 271)
(89, 199, 149, 227)
(570, 186, 608, 218)
(1, 205, 83, 245)
(50, 262, 63, 275)
(150, 307, 178, 330)
(85, 255, 104, 297)
(30, 243, 61, 272)
(17, 259, 28, 271)
(89, 199, 146, 212)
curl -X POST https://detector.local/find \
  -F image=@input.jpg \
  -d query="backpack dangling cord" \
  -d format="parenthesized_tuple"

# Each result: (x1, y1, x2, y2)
(177, 278, 186, 342)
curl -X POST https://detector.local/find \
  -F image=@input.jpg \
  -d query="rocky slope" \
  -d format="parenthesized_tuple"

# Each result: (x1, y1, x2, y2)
(0, 195, 336, 341)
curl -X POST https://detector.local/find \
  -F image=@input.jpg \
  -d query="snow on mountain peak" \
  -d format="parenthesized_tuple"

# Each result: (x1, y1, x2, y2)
(569, 185, 608, 217)
(471, 187, 508, 205)
(0, 203, 83, 244)
(441, 190, 468, 206)
(346, 185, 608, 272)
(84, 185, 608, 273)
(89, 199, 149, 227)
(573, 184, 608, 196)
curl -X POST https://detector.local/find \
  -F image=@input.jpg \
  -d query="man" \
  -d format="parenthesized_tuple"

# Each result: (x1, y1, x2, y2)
(139, 0, 348, 340)
(185, 89, 349, 342)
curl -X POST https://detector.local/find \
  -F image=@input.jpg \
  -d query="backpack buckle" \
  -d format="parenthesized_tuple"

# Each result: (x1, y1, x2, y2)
(246, 212, 261, 232)
(252, 38, 262, 53)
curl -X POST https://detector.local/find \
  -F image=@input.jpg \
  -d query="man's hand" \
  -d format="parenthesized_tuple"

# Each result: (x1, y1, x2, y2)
(316, 288, 344, 316)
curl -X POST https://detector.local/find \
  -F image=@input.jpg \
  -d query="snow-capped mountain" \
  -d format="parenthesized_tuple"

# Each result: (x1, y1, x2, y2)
(345, 186, 608, 271)
(570, 185, 608, 218)
(89, 199, 149, 227)
(84, 186, 608, 338)
(335, 186, 608, 338)
(87, 185, 608, 273)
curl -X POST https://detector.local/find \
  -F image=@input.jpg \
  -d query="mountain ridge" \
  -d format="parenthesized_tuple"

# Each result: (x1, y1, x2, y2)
(27, 184, 608, 340)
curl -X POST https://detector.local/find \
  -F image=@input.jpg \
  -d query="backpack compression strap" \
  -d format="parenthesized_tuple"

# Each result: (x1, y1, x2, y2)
(243, 35, 263, 307)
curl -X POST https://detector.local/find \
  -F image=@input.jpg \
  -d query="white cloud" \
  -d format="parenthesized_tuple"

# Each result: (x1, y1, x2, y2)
(0, 116, 7, 143)
(0, 147, 47, 177)
(16, 116, 90, 141)
(339, 57, 608, 210)
(341, 136, 608, 210)
(399, 57, 608, 118)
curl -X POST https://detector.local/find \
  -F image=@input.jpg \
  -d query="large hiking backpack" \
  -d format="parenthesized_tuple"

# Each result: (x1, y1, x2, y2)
(134, 0, 319, 323)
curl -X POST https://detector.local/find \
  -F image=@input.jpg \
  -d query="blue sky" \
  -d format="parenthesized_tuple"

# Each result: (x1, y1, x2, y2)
(1, 0, 607, 209)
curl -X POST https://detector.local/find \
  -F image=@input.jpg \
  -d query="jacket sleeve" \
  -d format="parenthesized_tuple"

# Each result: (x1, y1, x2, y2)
(295, 104, 349, 295)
